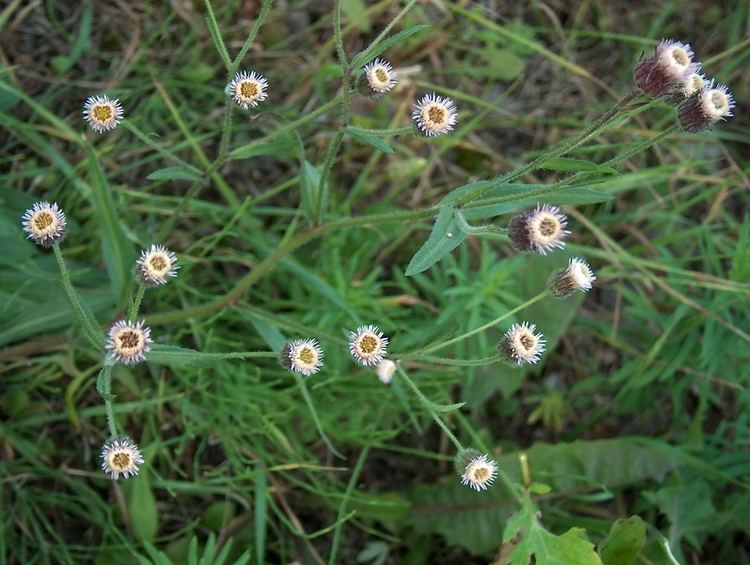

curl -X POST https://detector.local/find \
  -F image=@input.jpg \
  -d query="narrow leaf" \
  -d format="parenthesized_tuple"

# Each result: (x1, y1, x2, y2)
(461, 186, 613, 221)
(347, 128, 395, 154)
(541, 158, 617, 174)
(351, 25, 431, 69)
(147, 166, 202, 182)
(405, 207, 466, 276)
(85, 146, 134, 302)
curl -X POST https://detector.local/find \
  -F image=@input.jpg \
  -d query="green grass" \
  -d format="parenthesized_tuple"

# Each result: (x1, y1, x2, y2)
(1, 0, 749, 563)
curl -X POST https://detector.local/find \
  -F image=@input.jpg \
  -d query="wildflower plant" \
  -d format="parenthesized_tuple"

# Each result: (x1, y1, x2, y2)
(5, 1, 744, 562)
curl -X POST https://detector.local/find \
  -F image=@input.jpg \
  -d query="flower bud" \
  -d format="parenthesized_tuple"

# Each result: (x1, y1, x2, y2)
(678, 82, 735, 133)
(634, 39, 697, 98)
(548, 258, 596, 298)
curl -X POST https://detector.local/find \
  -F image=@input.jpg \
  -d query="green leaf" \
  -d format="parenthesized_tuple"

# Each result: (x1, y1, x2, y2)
(255, 463, 268, 565)
(500, 438, 678, 492)
(346, 128, 395, 154)
(351, 25, 431, 69)
(50, 6, 93, 74)
(299, 160, 322, 222)
(504, 497, 602, 565)
(408, 439, 677, 555)
(541, 158, 617, 174)
(203, 0, 231, 69)
(461, 186, 613, 221)
(405, 208, 467, 276)
(409, 475, 517, 554)
(85, 146, 135, 302)
(147, 166, 202, 182)
(598, 516, 646, 565)
(341, 0, 370, 31)
(148, 344, 218, 368)
(229, 129, 299, 160)
(128, 473, 159, 542)
(466, 47, 525, 80)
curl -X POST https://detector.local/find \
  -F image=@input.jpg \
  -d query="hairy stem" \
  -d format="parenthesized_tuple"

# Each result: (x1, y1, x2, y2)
(127, 284, 147, 322)
(52, 244, 104, 351)
(456, 88, 642, 206)
(398, 367, 464, 451)
(315, 0, 352, 224)
(419, 290, 550, 355)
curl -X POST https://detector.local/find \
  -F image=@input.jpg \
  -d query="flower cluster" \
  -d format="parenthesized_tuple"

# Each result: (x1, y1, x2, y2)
(634, 39, 735, 133)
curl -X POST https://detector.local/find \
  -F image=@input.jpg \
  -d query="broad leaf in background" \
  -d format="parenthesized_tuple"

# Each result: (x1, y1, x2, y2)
(407, 439, 676, 555)
(408, 475, 517, 554)
(501, 438, 678, 492)
(597, 516, 646, 565)
(126, 467, 159, 542)
(503, 496, 602, 565)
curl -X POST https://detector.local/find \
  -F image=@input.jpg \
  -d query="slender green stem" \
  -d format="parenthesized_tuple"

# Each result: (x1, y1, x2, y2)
(454, 212, 507, 235)
(398, 367, 464, 451)
(217, 103, 233, 162)
(229, 96, 342, 160)
(328, 446, 370, 565)
(52, 244, 104, 350)
(189, 351, 278, 359)
(401, 354, 500, 366)
(294, 373, 344, 458)
(420, 290, 550, 355)
(157, 96, 342, 242)
(122, 120, 200, 172)
(315, 0, 351, 224)
(96, 364, 118, 437)
(230, 0, 274, 75)
(462, 124, 680, 211)
(127, 284, 147, 322)
(456, 88, 641, 206)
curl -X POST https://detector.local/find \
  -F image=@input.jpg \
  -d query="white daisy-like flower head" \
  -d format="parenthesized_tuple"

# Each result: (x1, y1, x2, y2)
(460, 452, 498, 491)
(374, 359, 397, 384)
(680, 72, 707, 98)
(280, 338, 324, 376)
(549, 257, 596, 298)
(135, 244, 179, 287)
(412, 93, 458, 137)
(499, 322, 546, 366)
(655, 39, 695, 80)
(83, 95, 124, 133)
(348, 324, 389, 367)
(508, 204, 570, 255)
(228, 71, 269, 110)
(634, 39, 697, 98)
(678, 81, 736, 133)
(21, 201, 67, 247)
(106, 320, 152, 365)
(363, 58, 398, 95)
(100, 437, 144, 480)
(700, 83, 735, 120)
